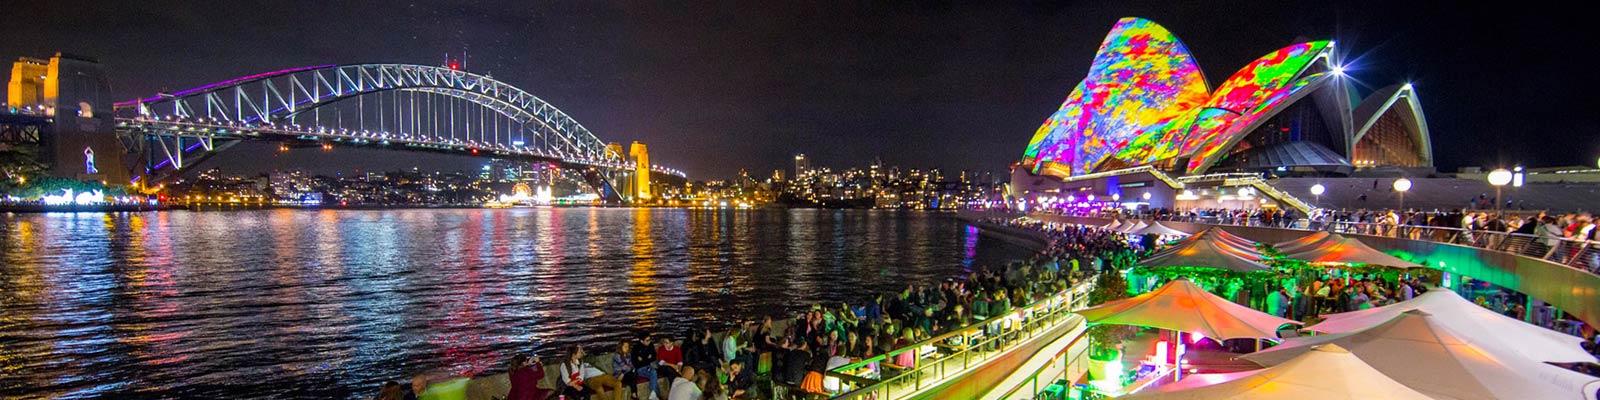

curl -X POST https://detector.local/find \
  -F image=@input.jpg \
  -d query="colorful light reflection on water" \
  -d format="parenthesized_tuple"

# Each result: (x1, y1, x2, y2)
(0, 208, 1026, 399)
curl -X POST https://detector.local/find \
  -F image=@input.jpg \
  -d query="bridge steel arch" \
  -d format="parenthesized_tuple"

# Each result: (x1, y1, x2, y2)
(110, 64, 677, 179)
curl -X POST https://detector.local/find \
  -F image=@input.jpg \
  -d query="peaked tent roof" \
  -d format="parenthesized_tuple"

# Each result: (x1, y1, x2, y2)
(1132, 221, 1191, 236)
(1127, 344, 1433, 400)
(1281, 233, 1422, 268)
(1077, 278, 1299, 340)
(1241, 310, 1600, 400)
(1210, 227, 1263, 250)
(1308, 290, 1595, 363)
(1102, 219, 1125, 231)
(1272, 230, 1330, 253)
(1118, 220, 1151, 234)
(1140, 228, 1271, 273)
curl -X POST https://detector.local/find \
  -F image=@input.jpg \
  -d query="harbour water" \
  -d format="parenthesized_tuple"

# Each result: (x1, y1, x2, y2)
(0, 208, 1029, 399)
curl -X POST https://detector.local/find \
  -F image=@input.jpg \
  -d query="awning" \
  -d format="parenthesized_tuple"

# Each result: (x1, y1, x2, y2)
(1272, 231, 1330, 253)
(1103, 219, 1125, 231)
(1309, 290, 1595, 363)
(1118, 220, 1150, 234)
(1076, 278, 1299, 340)
(1281, 233, 1422, 268)
(1132, 221, 1191, 237)
(1139, 228, 1271, 273)
(1242, 310, 1600, 400)
(1127, 344, 1432, 400)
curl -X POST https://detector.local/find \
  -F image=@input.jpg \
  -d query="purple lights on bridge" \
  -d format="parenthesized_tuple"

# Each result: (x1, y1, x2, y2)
(114, 65, 338, 108)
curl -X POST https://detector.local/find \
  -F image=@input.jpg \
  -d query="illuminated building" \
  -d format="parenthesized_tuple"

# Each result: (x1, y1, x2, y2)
(1021, 17, 1432, 178)
(794, 153, 810, 178)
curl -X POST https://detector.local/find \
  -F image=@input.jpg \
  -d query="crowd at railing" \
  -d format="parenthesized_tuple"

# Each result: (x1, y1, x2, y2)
(374, 220, 1133, 400)
(1029, 205, 1600, 276)
(820, 219, 1132, 399)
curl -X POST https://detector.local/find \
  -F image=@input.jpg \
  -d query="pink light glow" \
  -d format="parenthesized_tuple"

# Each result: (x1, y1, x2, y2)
(115, 64, 339, 107)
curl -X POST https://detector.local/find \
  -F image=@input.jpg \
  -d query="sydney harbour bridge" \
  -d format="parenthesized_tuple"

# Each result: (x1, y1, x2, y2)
(4, 55, 682, 203)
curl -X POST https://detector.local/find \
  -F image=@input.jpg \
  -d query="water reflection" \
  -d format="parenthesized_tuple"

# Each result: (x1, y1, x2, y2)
(0, 209, 1027, 398)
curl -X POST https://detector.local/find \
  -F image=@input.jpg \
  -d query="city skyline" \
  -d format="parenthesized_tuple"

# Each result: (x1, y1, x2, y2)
(3, 1, 1596, 179)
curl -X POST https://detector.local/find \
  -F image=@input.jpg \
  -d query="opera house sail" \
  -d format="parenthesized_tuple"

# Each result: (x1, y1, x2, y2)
(1021, 17, 1432, 179)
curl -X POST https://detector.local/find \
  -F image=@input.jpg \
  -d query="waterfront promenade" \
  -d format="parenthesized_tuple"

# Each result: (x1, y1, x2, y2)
(386, 214, 1112, 400)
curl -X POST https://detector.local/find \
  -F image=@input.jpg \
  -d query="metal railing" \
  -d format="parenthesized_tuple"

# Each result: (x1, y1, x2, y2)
(989, 329, 1090, 400)
(1082, 210, 1600, 276)
(1324, 221, 1600, 274)
(825, 279, 1094, 400)
(1060, 166, 1184, 191)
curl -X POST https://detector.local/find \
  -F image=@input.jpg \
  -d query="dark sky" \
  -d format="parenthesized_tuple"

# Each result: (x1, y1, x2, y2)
(3, 1, 1596, 179)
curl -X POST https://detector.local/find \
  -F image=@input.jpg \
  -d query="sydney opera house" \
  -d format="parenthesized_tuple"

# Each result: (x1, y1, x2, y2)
(1011, 17, 1434, 212)
(1022, 17, 1432, 178)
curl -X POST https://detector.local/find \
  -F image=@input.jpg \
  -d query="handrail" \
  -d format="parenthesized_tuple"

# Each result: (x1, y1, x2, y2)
(989, 331, 1090, 400)
(1325, 221, 1600, 275)
(1173, 172, 1260, 184)
(1060, 166, 1184, 190)
(1051, 209, 1600, 277)
(1243, 179, 1313, 214)
(825, 277, 1095, 399)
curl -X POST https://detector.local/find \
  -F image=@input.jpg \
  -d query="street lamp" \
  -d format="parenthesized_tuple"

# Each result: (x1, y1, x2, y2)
(1392, 178, 1412, 210)
(1310, 183, 1325, 208)
(1488, 168, 1512, 215)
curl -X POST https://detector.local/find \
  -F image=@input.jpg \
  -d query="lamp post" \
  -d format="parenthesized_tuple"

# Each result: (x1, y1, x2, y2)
(1310, 183, 1325, 208)
(1487, 168, 1512, 216)
(1392, 178, 1412, 211)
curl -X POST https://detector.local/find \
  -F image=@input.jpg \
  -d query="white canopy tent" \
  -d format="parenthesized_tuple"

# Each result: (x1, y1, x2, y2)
(1242, 310, 1600, 400)
(1131, 221, 1191, 237)
(1118, 220, 1150, 234)
(1102, 219, 1125, 231)
(1126, 344, 1432, 400)
(1308, 289, 1595, 363)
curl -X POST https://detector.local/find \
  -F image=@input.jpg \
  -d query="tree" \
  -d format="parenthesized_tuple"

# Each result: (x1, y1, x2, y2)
(1086, 271, 1136, 360)
(0, 144, 48, 194)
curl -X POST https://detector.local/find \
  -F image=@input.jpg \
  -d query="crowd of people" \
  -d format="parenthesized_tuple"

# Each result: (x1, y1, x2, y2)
(377, 218, 1138, 400)
(1048, 202, 1600, 273)
(372, 210, 1600, 399)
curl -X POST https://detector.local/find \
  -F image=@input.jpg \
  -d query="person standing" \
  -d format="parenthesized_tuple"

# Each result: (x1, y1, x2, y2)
(1266, 286, 1289, 318)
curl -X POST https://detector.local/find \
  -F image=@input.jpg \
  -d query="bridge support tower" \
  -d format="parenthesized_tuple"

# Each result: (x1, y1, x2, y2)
(7, 53, 131, 185)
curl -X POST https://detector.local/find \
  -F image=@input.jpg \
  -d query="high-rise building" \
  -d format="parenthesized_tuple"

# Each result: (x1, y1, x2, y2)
(771, 169, 785, 182)
(794, 154, 810, 178)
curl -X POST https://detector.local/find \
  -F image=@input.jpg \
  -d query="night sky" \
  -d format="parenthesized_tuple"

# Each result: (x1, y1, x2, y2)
(2, 1, 1596, 179)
